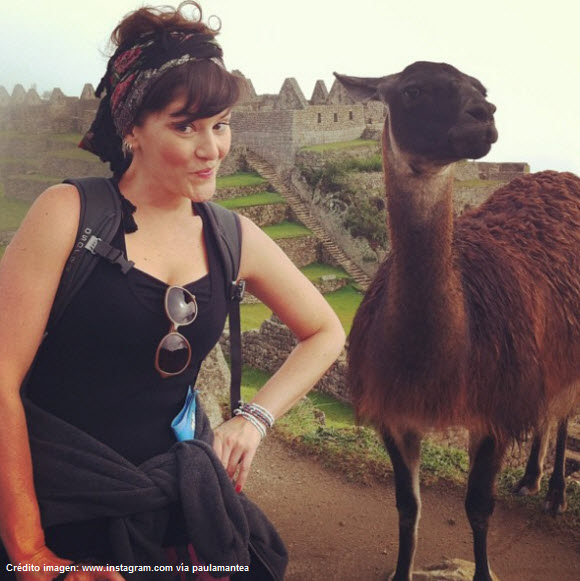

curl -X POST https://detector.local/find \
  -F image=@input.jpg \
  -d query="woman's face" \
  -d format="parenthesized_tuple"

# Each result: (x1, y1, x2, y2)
(128, 97, 232, 202)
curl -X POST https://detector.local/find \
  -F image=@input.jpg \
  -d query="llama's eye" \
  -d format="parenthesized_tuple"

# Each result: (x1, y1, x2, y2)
(403, 87, 421, 100)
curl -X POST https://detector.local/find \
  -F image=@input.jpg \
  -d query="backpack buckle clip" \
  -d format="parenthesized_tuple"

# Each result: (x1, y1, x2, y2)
(85, 235, 102, 254)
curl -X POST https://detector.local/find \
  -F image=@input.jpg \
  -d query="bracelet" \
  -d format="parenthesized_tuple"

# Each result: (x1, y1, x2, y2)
(233, 401, 275, 438)
(234, 409, 267, 438)
(241, 402, 275, 428)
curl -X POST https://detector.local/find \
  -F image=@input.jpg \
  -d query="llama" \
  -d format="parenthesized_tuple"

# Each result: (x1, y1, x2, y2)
(335, 61, 580, 581)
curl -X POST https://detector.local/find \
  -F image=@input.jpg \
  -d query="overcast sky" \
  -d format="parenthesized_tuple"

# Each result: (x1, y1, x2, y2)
(1, 0, 578, 174)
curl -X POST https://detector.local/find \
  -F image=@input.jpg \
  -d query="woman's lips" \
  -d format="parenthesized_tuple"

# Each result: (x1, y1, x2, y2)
(194, 168, 214, 179)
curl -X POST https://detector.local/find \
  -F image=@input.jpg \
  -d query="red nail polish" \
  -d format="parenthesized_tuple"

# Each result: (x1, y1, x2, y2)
(235, 484, 242, 494)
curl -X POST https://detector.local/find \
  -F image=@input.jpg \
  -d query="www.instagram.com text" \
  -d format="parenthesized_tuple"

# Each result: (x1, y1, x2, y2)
(7, 562, 250, 575)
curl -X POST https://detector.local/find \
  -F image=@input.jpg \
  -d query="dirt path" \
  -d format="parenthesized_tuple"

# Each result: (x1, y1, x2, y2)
(244, 438, 580, 581)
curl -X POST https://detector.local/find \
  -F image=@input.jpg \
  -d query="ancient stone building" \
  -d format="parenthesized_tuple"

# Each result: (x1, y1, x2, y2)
(0, 73, 385, 172)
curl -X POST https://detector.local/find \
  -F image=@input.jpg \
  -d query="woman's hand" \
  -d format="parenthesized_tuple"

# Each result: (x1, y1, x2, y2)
(12, 544, 70, 581)
(13, 545, 124, 581)
(213, 416, 263, 493)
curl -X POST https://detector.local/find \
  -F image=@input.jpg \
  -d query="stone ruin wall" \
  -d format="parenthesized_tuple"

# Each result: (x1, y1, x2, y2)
(222, 316, 350, 403)
(231, 109, 296, 166)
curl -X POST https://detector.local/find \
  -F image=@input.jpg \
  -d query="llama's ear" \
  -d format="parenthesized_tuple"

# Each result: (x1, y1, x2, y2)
(333, 73, 384, 102)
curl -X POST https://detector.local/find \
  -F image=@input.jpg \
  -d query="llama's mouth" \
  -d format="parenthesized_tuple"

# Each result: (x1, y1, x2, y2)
(448, 123, 498, 160)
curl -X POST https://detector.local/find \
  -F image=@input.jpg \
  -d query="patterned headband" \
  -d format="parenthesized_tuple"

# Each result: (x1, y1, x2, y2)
(80, 30, 225, 174)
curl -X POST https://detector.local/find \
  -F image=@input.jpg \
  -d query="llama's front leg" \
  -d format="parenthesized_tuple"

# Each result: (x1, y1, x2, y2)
(513, 423, 550, 496)
(544, 418, 568, 514)
(381, 429, 422, 581)
(465, 433, 506, 581)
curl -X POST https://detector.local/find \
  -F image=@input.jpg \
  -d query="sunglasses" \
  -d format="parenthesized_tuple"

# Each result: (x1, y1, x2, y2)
(155, 286, 198, 378)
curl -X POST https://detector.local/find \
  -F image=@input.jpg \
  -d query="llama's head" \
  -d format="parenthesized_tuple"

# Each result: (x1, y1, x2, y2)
(335, 61, 498, 165)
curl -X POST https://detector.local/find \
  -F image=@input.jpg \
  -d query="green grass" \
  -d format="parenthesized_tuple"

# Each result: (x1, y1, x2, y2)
(0, 195, 31, 230)
(48, 148, 98, 161)
(240, 366, 272, 401)
(307, 391, 355, 428)
(420, 440, 469, 484)
(240, 302, 273, 331)
(262, 221, 312, 239)
(10, 174, 60, 183)
(323, 284, 363, 334)
(217, 192, 285, 209)
(217, 172, 267, 188)
(0, 158, 36, 166)
(0, 132, 83, 147)
(300, 262, 350, 282)
(240, 365, 354, 429)
(0, 245, 6, 259)
(240, 280, 361, 334)
(48, 133, 84, 144)
(300, 139, 378, 153)
(0, 131, 40, 142)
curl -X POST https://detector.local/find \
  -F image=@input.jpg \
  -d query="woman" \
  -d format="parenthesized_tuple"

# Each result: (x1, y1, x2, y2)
(0, 3, 345, 580)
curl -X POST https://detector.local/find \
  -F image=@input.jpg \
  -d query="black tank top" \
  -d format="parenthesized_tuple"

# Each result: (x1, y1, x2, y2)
(28, 202, 228, 465)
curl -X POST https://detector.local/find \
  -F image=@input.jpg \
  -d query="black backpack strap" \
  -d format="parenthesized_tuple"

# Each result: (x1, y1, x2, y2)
(196, 202, 244, 415)
(48, 177, 134, 332)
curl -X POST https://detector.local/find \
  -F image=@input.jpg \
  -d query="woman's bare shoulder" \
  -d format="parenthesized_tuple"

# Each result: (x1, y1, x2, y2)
(5, 183, 81, 267)
(20, 183, 80, 236)
(30, 183, 80, 215)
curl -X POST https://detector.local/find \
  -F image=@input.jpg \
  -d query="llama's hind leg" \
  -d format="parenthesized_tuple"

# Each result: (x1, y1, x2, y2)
(465, 433, 506, 581)
(381, 429, 422, 581)
(543, 418, 568, 514)
(513, 423, 551, 496)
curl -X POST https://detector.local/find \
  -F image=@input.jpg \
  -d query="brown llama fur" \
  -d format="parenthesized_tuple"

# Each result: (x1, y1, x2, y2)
(349, 168, 580, 444)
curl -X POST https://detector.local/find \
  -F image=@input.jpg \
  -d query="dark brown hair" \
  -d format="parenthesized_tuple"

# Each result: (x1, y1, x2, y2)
(111, 1, 246, 125)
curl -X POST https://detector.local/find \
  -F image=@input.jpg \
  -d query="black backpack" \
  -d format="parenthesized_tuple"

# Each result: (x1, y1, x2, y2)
(47, 177, 245, 413)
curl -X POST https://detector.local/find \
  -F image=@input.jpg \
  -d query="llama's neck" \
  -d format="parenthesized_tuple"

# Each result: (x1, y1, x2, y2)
(382, 130, 468, 367)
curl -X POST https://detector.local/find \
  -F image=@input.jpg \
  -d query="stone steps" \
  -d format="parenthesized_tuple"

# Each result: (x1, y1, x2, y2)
(245, 151, 371, 290)
(233, 203, 290, 228)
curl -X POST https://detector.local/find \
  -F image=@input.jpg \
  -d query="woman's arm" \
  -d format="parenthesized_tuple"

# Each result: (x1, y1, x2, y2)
(0, 186, 78, 562)
(0, 186, 127, 580)
(213, 216, 346, 490)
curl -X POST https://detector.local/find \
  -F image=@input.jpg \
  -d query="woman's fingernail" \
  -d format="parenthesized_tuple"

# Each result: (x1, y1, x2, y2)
(235, 484, 242, 494)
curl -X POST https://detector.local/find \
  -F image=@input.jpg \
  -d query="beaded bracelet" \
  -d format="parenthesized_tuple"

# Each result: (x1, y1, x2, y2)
(233, 408, 267, 438)
(242, 402, 275, 428)
(233, 401, 275, 438)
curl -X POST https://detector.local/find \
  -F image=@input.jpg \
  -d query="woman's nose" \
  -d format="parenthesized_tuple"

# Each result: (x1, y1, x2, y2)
(195, 132, 220, 160)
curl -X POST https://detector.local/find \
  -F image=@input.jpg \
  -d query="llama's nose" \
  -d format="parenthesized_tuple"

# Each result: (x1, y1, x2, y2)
(466, 100, 496, 122)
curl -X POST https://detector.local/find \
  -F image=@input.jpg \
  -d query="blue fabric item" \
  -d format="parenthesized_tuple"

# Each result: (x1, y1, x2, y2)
(171, 386, 198, 441)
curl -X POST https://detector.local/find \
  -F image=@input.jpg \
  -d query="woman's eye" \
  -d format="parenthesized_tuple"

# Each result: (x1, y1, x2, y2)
(175, 123, 194, 134)
(215, 121, 231, 132)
